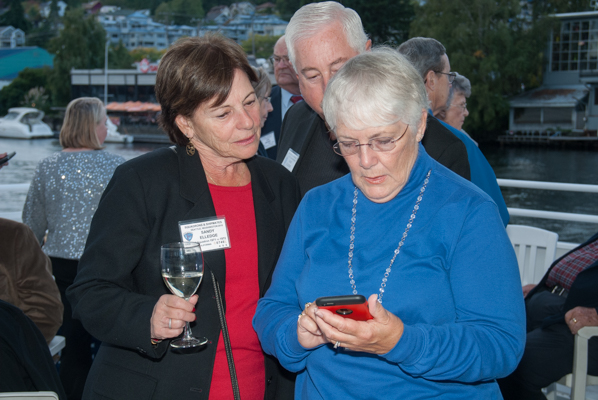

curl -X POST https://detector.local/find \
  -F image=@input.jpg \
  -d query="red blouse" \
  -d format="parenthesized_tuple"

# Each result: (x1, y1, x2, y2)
(208, 182, 265, 400)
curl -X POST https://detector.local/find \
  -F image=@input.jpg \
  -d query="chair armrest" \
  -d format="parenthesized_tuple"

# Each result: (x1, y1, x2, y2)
(577, 326, 598, 340)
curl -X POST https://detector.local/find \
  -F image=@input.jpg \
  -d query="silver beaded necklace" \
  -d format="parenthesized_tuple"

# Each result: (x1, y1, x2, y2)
(347, 169, 431, 304)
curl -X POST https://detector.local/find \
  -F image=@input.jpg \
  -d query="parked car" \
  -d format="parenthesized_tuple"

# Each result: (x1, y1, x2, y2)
(0, 108, 54, 139)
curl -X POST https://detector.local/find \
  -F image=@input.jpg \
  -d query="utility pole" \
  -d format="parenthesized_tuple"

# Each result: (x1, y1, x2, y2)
(104, 37, 109, 105)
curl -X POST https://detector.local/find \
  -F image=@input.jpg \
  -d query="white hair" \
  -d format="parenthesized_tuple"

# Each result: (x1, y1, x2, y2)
(285, 1, 368, 66)
(322, 47, 429, 134)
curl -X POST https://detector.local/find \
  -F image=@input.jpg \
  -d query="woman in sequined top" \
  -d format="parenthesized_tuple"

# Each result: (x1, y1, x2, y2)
(253, 48, 526, 400)
(22, 97, 124, 400)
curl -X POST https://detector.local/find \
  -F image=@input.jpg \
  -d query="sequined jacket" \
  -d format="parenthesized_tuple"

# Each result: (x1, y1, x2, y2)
(22, 151, 125, 260)
(67, 146, 300, 400)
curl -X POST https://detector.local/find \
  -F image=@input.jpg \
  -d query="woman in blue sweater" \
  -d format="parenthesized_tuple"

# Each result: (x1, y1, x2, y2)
(253, 48, 526, 399)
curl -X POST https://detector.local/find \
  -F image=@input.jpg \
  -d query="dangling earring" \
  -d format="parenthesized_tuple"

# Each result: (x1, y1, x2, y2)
(186, 137, 196, 156)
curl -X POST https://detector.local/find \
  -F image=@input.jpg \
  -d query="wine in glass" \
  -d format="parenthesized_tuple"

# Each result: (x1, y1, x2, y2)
(161, 242, 208, 348)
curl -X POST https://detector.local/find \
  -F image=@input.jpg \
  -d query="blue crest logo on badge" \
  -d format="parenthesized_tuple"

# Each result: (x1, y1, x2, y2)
(184, 233, 193, 241)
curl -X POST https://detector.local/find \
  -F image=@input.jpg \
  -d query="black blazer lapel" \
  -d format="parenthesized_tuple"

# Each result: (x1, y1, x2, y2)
(174, 145, 228, 292)
(247, 157, 281, 296)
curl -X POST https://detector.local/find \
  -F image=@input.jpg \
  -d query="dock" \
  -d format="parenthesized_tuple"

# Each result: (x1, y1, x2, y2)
(498, 132, 598, 147)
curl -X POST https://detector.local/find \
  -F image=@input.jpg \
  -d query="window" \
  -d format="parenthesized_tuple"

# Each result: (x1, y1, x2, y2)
(514, 108, 541, 123)
(543, 108, 572, 124)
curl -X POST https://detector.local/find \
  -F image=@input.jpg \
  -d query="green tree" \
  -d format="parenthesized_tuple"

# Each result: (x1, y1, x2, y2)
(410, 0, 557, 141)
(154, 0, 203, 26)
(0, 0, 32, 32)
(47, 8, 107, 105)
(0, 67, 52, 115)
(530, 0, 591, 18)
(109, 41, 135, 68)
(130, 47, 167, 62)
(343, 0, 414, 45)
(241, 34, 281, 58)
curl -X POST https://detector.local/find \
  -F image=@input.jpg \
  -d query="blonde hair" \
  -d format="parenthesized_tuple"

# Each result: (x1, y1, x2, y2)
(59, 97, 105, 150)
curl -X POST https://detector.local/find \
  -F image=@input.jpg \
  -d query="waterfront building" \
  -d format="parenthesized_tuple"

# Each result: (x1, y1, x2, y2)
(509, 11, 598, 134)
(0, 46, 53, 90)
(199, 13, 287, 44)
(0, 26, 25, 48)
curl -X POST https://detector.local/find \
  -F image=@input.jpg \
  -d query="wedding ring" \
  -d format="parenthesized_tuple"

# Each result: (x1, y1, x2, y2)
(298, 313, 303, 322)
(572, 318, 578, 324)
(305, 302, 312, 310)
(169, 318, 172, 329)
(334, 341, 341, 349)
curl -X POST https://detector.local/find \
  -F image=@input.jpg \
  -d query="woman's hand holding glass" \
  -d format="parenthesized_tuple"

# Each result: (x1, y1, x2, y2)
(150, 293, 199, 341)
(300, 294, 404, 354)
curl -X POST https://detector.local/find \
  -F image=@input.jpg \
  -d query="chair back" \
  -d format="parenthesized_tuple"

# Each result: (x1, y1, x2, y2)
(0, 393, 59, 399)
(506, 224, 558, 286)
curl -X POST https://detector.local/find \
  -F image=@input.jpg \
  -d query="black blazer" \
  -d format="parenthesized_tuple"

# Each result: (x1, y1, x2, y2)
(68, 146, 300, 399)
(259, 86, 283, 160)
(526, 232, 598, 327)
(276, 103, 471, 182)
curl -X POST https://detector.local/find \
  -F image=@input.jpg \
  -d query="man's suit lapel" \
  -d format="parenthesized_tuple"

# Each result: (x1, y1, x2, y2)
(175, 146, 227, 289)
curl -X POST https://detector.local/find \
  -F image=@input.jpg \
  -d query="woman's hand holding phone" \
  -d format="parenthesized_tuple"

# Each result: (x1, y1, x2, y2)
(297, 302, 328, 349)
(312, 294, 404, 354)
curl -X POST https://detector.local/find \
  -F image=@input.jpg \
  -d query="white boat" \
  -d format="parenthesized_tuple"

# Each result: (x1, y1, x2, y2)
(104, 118, 133, 143)
(0, 108, 54, 139)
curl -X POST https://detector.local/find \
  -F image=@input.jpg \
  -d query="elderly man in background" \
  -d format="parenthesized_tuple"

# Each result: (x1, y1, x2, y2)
(276, 2, 470, 197)
(437, 72, 477, 146)
(398, 37, 509, 226)
(259, 35, 302, 159)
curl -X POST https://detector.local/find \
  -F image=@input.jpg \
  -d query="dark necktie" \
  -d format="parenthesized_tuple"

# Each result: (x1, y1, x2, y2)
(291, 95, 303, 104)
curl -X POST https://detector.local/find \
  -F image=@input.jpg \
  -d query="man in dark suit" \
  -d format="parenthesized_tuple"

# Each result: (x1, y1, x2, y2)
(259, 35, 302, 160)
(398, 37, 509, 225)
(498, 232, 598, 400)
(276, 2, 470, 197)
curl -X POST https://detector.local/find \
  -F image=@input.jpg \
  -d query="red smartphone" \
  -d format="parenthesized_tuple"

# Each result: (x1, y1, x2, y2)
(315, 295, 373, 321)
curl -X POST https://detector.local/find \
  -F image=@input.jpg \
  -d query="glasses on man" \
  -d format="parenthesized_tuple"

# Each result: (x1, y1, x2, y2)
(434, 71, 457, 83)
(452, 102, 467, 111)
(332, 125, 410, 156)
(269, 55, 290, 65)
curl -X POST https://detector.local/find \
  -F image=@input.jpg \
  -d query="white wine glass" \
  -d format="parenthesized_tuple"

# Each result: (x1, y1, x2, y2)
(160, 242, 207, 348)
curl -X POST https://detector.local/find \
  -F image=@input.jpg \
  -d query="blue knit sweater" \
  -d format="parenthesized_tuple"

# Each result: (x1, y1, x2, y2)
(253, 145, 525, 400)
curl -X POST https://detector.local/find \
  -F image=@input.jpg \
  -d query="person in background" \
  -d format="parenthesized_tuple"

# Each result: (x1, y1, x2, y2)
(22, 97, 125, 400)
(0, 217, 63, 344)
(253, 66, 275, 156)
(398, 37, 509, 226)
(437, 72, 477, 146)
(260, 35, 302, 160)
(68, 35, 299, 399)
(254, 48, 525, 400)
(499, 231, 598, 400)
(276, 2, 470, 198)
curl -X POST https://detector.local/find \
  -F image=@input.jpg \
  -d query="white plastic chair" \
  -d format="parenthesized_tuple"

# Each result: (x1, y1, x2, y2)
(506, 224, 558, 286)
(545, 326, 598, 400)
(48, 335, 65, 357)
(0, 393, 59, 399)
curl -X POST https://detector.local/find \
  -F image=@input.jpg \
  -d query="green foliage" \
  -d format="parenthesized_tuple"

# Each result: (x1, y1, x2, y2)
(153, 0, 203, 25)
(130, 47, 167, 62)
(0, 67, 52, 115)
(241, 34, 281, 58)
(21, 87, 50, 110)
(342, 0, 414, 45)
(531, 0, 591, 18)
(276, 0, 301, 20)
(47, 8, 107, 106)
(109, 42, 135, 68)
(409, 0, 558, 140)
(0, 0, 32, 32)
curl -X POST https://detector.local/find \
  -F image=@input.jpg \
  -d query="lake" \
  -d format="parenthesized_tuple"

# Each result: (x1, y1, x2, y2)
(1, 138, 596, 243)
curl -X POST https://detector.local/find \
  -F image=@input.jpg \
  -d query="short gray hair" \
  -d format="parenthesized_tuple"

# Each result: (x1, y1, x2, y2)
(251, 66, 272, 99)
(285, 1, 368, 66)
(322, 47, 428, 134)
(397, 37, 446, 80)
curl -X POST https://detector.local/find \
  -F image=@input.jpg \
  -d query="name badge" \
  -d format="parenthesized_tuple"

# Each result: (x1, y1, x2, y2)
(260, 131, 276, 149)
(179, 217, 231, 252)
(281, 148, 299, 172)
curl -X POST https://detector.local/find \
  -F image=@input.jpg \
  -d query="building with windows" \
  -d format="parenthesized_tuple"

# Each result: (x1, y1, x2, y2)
(199, 13, 287, 44)
(70, 69, 156, 103)
(0, 26, 25, 48)
(509, 11, 598, 134)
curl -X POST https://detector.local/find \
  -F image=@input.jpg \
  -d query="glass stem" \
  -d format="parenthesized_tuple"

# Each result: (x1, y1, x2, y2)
(183, 321, 192, 340)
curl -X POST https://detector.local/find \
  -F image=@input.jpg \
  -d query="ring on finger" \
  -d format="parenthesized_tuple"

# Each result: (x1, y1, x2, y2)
(169, 318, 172, 329)
(305, 302, 312, 310)
(571, 317, 578, 324)
(334, 341, 341, 349)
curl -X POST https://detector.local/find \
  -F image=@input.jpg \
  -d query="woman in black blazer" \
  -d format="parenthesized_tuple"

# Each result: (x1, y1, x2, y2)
(68, 34, 299, 399)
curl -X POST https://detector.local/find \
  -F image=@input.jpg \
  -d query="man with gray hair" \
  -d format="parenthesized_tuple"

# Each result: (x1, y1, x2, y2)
(276, 2, 470, 196)
(398, 37, 509, 226)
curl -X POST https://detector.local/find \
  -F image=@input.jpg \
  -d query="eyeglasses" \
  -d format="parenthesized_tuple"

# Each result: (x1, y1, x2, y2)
(434, 71, 457, 83)
(332, 125, 409, 156)
(269, 55, 290, 65)
(261, 96, 271, 103)
(451, 102, 467, 111)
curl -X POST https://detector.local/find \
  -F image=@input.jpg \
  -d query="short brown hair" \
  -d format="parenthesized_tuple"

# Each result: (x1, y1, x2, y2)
(59, 97, 104, 150)
(156, 34, 258, 146)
